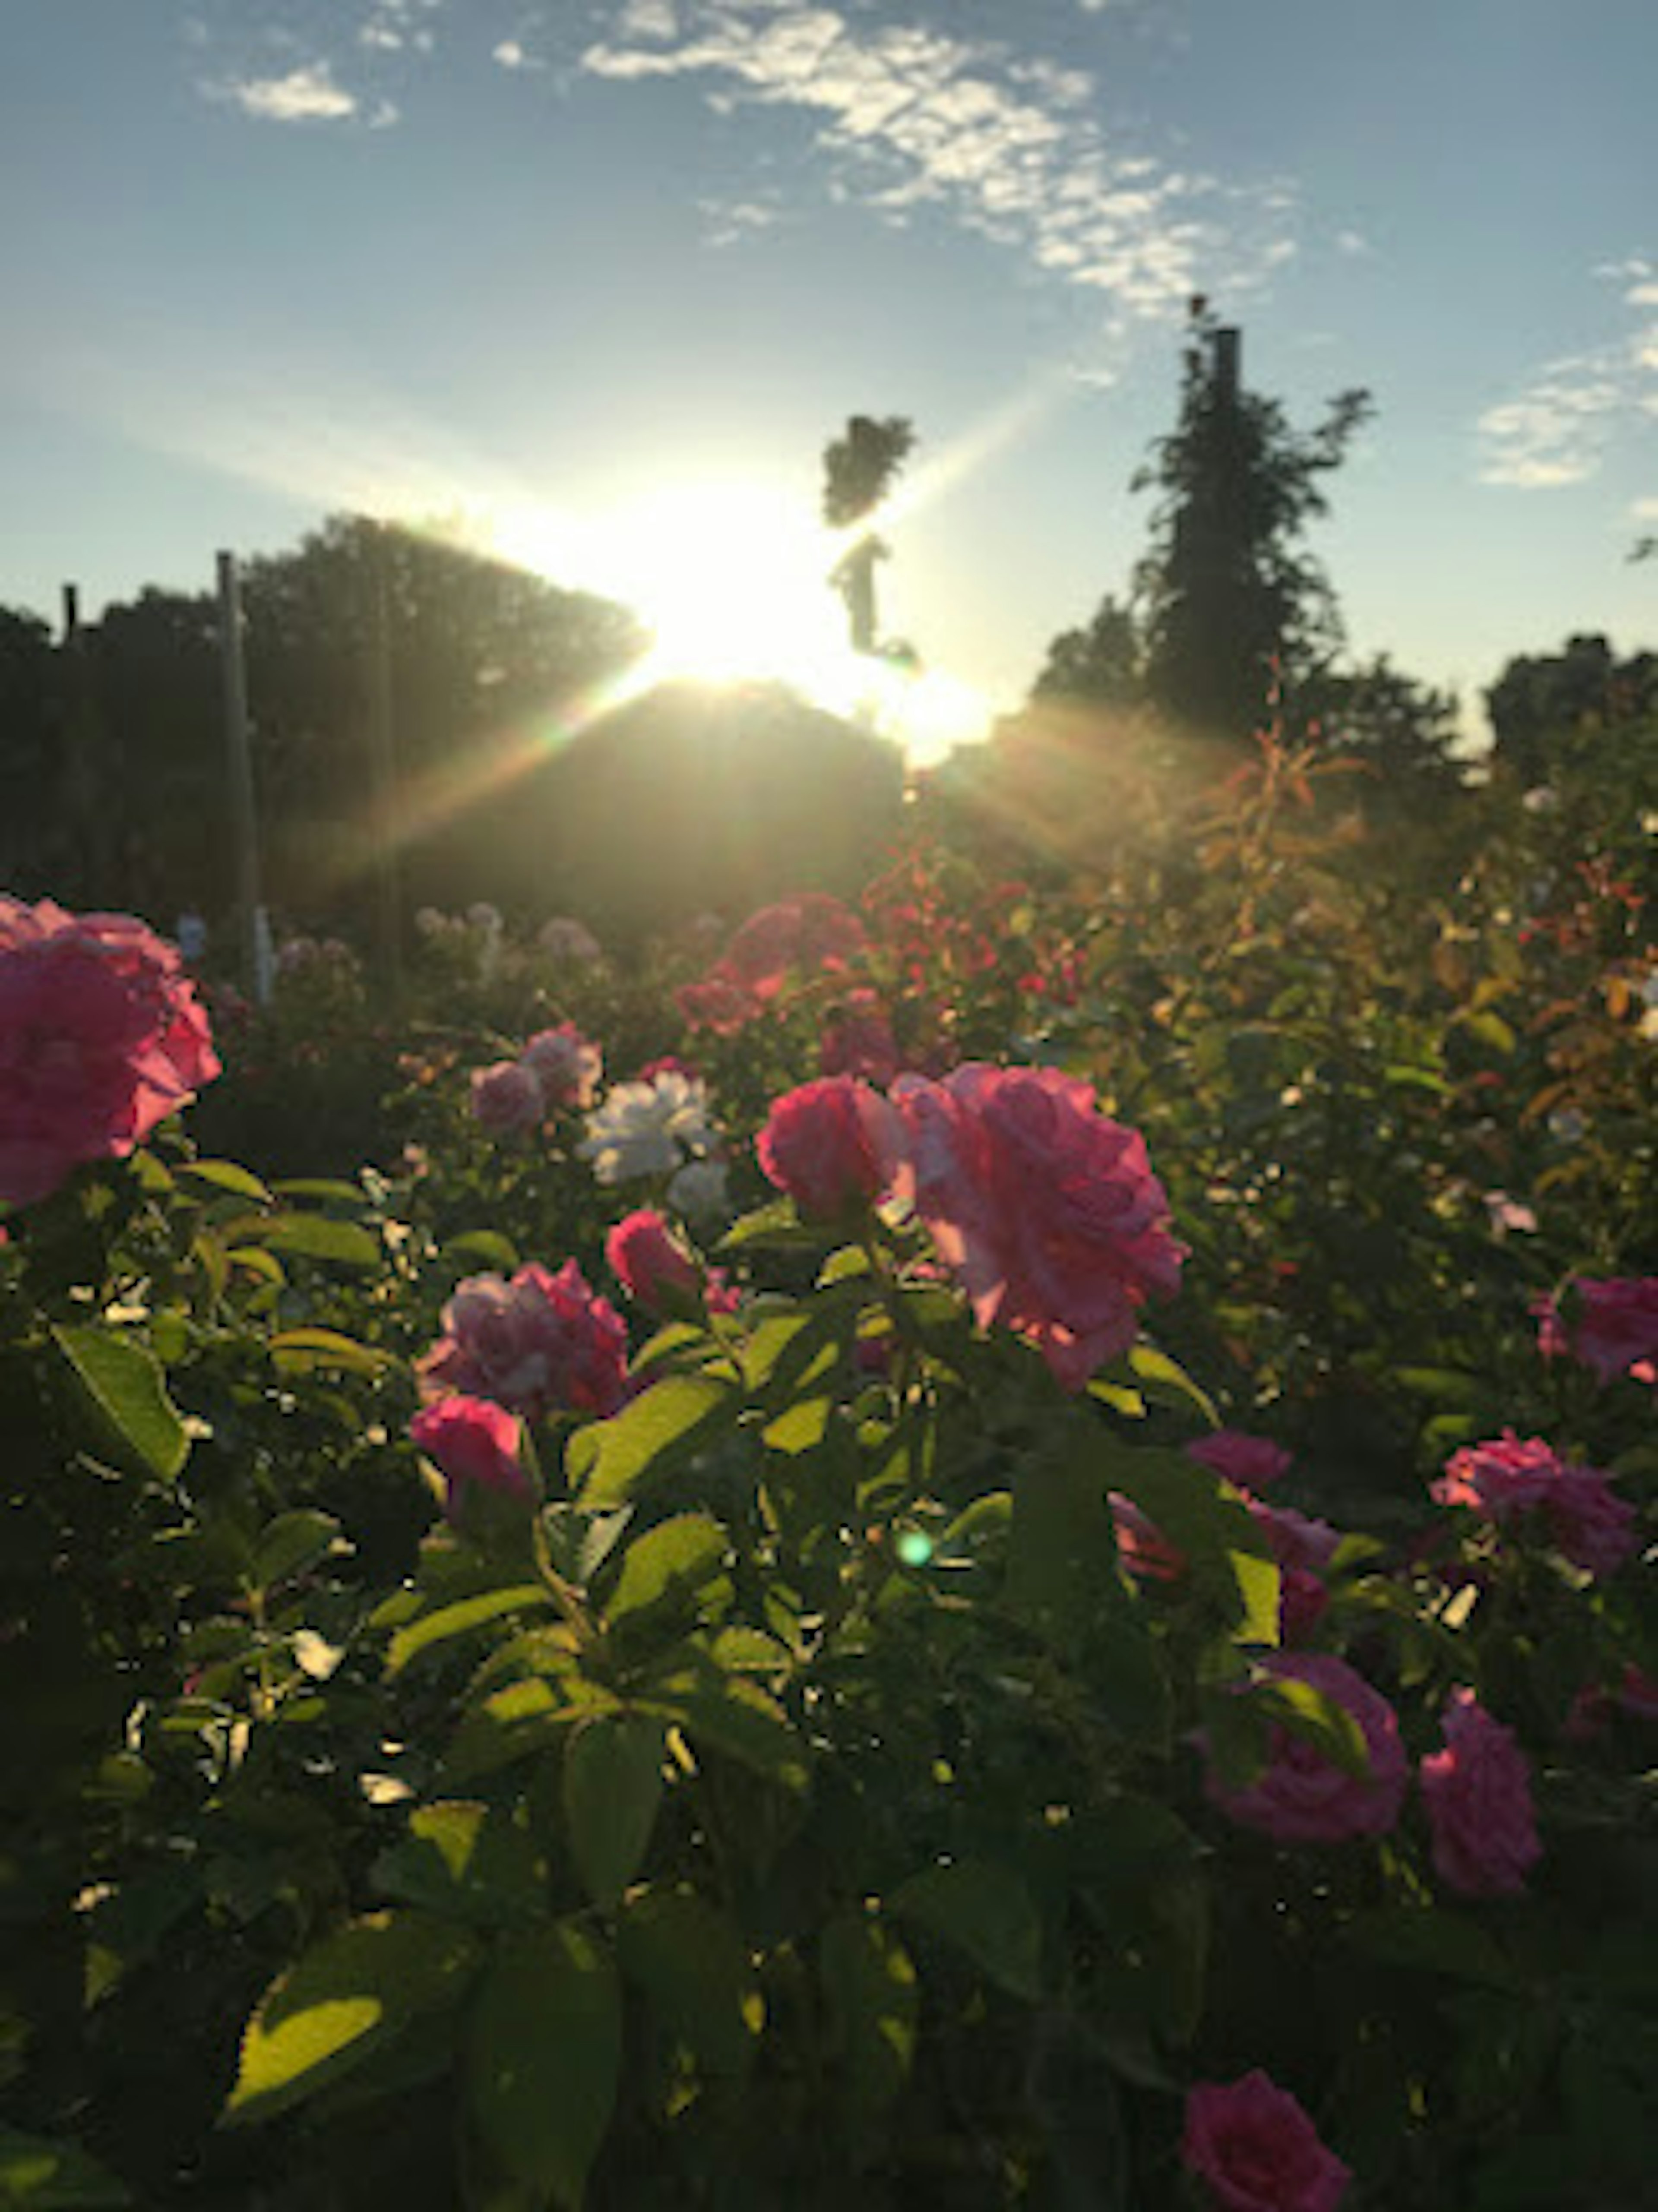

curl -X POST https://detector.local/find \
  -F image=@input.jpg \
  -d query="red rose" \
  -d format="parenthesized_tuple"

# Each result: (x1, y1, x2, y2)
(1182, 2070, 1351, 2212)
(758, 1077, 905, 1221)
(1419, 1688, 1541, 1897)
(409, 1395, 532, 1524)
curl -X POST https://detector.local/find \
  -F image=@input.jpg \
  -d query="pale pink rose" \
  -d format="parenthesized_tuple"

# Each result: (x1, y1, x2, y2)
(1205, 1652, 1407, 1845)
(1188, 1431, 1293, 1490)
(521, 1023, 602, 1112)
(1570, 1277, 1658, 1385)
(1433, 1432, 1635, 1580)
(1419, 1688, 1541, 1897)
(1182, 2071, 1351, 2212)
(820, 992, 901, 1086)
(418, 1261, 630, 1419)
(894, 1063, 1183, 1390)
(758, 1077, 906, 1221)
(408, 1395, 532, 1524)
(0, 897, 219, 1207)
(469, 1059, 545, 1138)
(606, 1208, 702, 1315)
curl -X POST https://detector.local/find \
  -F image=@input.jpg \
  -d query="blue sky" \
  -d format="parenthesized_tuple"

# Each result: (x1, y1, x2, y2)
(3, 0, 1655, 735)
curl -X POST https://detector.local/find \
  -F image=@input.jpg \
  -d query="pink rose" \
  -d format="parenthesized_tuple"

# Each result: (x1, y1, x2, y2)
(606, 1208, 702, 1315)
(1205, 1652, 1407, 1845)
(722, 893, 866, 1001)
(1189, 1431, 1293, 1490)
(1433, 1432, 1635, 1580)
(676, 973, 759, 1035)
(1419, 1688, 1541, 1897)
(408, 1394, 532, 1524)
(894, 1063, 1183, 1390)
(418, 1260, 630, 1419)
(521, 1022, 602, 1112)
(758, 1077, 906, 1221)
(0, 898, 220, 1207)
(469, 1059, 545, 1138)
(1569, 1277, 1658, 1385)
(1182, 2070, 1351, 2212)
(1531, 1292, 1570, 1361)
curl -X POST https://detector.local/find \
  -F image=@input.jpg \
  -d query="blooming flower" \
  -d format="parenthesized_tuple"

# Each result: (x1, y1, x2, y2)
(538, 915, 602, 964)
(408, 1395, 532, 1524)
(606, 1209, 702, 1315)
(418, 1261, 630, 1419)
(1418, 1688, 1541, 1898)
(758, 1076, 906, 1221)
(579, 1069, 716, 1186)
(1188, 1431, 1293, 1490)
(522, 1022, 602, 1113)
(1204, 1652, 1407, 1845)
(0, 897, 219, 1207)
(1433, 1432, 1635, 1580)
(1569, 1276, 1658, 1385)
(1182, 2071, 1351, 2212)
(820, 992, 901, 1086)
(894, 1063, 1183, 1390)
(469, 1059, 545, 1138)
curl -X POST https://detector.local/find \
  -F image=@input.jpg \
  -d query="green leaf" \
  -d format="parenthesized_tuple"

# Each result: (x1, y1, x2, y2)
(603, 1515, 730, 1635)
(819, 1909, 917, 2141)
(1252, 1670, 1371, 1776)
(568, 1376, 734, 1507)
(564, 1715, 665, 1909)
(0, 2128, 132, 2207)
(386, 1587, 550, 1678)
(253, 1510, 345, 1589)
(178, 1160, 272, 1203)
(639, 1650, 808, 1793)
(762, 1397, 833, 1455)
(897, 1860, 1042, 2002)
(260, 1213, 383, 1269)
(466, 1923, 620, 2209)
(445, 1229, 522, 1272)
(52, 1325, 189, 1483)
(225, 1912, 481, 2126)
(442, 1677, 616, 1787)
(269, 1327, 392, 1378)
(1098, 1440, 1274, 1635)
(1126, 1345, 1217, 1424)
(719, 1198, 821, 1251)
(1345, 1906, 1519, 1989)
(618, 1885, 764, 2079)
(374, 1801, 547, 1928)
(1005, 1453, 1118, 1659)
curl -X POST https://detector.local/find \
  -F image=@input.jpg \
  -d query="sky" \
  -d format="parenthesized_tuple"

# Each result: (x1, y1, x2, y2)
(3, 0, 1656, 742)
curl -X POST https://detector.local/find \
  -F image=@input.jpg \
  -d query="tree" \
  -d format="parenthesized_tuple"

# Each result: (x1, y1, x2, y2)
(822, 416, 915, 654)
(1030, 594, 1146, 707)
(1132, 301, 1371, 739)
(1485, 633, 1658, 787)
(0, 606, 55, 891)
(1299, 655, 1465, 817)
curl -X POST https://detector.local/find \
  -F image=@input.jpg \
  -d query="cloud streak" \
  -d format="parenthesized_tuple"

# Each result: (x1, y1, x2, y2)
(209, 63, 360, 123)
(574, 3, 1292, 315)
(1478, 256, 1658, 489)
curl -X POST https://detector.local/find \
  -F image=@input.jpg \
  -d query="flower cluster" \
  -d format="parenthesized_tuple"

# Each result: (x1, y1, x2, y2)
(1433, 1431, 1635, 1579)
(579, 1068, 720, 1201)
(469, 1021, 603, 1138)
(0, 897, 220, 1207)
(1205, 1653, 1409, 1845)
(678, 893, 867, 1033)
(418, 1260, 630, 1420)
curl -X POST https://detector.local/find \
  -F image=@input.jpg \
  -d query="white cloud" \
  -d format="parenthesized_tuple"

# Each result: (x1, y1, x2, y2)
(211, 64, 359, 123)
(1478, 258, 1658, 490)
(494, 40, 527, 68)
(1335, 228, 1371, 257)
(576, 3, 1293, 317)
(1631, 495, 1658, 521)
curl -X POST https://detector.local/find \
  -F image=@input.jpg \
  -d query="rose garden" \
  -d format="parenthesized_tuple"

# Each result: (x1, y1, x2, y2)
(0, 730, 1653, 2210)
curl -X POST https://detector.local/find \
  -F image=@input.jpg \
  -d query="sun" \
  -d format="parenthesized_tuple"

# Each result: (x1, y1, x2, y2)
(489, 475, 993, 762)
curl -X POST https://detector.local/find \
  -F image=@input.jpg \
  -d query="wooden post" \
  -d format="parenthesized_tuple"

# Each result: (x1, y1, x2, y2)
(217, 552, 267, 1000)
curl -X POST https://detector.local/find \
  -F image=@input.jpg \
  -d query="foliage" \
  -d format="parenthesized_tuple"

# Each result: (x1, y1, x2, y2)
(0, 739, 1654, 2211)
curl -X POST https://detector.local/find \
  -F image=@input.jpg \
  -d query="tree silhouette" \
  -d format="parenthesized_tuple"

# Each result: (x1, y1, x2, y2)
(1030, 594, 1145, 706)
(822, 415, 916, 654)
(1133, 301, 1371, 739)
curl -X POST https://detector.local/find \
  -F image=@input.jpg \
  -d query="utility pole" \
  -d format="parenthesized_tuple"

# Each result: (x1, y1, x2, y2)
(217, 551, 268, 1001)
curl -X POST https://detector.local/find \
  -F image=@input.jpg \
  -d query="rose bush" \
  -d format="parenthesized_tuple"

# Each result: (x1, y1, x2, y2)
(0, 810, 1651, 2212)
